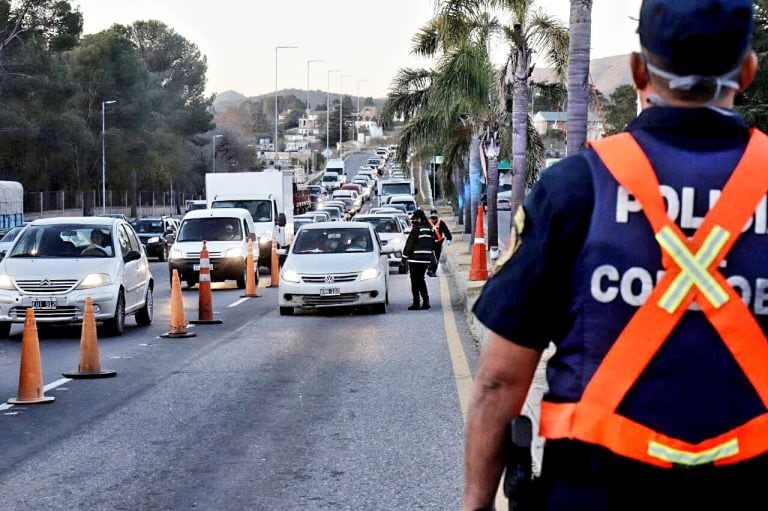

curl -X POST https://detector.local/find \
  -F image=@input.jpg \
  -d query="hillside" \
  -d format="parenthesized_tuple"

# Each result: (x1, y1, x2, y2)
(531, 53, 633, 95)
(213, 88, 386, 112)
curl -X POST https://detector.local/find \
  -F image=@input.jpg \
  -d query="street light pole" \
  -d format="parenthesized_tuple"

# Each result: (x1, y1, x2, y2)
(326, 69, 341, 153)
(356, 79, 367, 144)
(306, 59, 324, 113)
(212, 134, 223, 173)
(101, 100, 117, 215)
(275, 45, 298, 163)
(340, 74, 353, 158)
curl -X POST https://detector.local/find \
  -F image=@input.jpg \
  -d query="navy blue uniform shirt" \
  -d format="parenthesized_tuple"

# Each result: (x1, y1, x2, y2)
(473, 107, 751, 350)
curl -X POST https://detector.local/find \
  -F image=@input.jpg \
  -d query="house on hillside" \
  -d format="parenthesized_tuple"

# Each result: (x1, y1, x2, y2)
(356, 106, 379, 122)
(533, 111, 604, 141)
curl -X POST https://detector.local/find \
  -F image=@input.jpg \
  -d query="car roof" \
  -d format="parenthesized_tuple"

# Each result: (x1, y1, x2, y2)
(298, 221, 373, 231)
(181, 208, 251, 220)
(30, 216, 117, 226)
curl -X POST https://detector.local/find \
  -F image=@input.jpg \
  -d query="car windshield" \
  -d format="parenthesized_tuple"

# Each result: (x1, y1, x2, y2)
(390, 200, 416, 212)
(381, 183, 412, 195)
(355, 217, 401, 234)
(131, 219, 164, 233)
(211, 199, 272, 223)
(318, 209, 340, 220)
(177, 218, 242, 242)
(322, 175, 338, 182)
(9, 224, 114, 258)
(293, 228, 373, 254)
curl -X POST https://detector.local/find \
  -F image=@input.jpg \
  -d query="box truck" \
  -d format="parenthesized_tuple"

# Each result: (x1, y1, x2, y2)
(205, 170, 296, 268)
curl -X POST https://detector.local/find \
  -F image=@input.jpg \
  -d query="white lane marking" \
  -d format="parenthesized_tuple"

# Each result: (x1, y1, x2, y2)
(228, 297, 249, 308)
(1, 378, 72, 411)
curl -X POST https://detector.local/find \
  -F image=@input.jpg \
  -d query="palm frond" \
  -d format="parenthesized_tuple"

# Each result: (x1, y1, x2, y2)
(429, 43, 495, 118)
(411, 22, 440, 57)
(527, 10, 569, 82)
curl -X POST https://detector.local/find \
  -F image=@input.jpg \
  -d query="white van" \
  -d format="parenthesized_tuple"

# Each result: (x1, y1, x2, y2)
(325, 159, 347, 186)
(168, 208, 258, 289)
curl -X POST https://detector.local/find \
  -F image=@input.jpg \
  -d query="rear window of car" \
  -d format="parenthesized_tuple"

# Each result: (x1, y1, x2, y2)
(355, 217, 401, 234)
(293, 228, 373, 254)
(131, 219, 164, 233)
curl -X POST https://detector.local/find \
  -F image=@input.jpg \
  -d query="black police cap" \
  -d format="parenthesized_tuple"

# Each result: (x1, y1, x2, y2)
(638, 0, 754, 76)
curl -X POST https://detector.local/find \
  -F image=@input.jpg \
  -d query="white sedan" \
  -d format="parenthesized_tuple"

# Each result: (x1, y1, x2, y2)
(278, 222, 395, 315)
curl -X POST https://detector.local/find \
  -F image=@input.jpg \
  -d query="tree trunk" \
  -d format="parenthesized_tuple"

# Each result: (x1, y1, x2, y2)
(486, 153, 499, 250)
(510, 72, 530, 216)
(419, 161, 434, 209)
(469, 132, 482, 236)
(453, 164, 464, 225)
(463, 155, 472, 234)
(567, 0, 593, 155)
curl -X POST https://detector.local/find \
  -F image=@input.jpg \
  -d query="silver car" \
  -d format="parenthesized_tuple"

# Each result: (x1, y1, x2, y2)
(0, 217, 154, 337)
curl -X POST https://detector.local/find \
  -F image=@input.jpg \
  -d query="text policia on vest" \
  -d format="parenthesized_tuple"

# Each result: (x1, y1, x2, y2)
(590, 184, 768, 314)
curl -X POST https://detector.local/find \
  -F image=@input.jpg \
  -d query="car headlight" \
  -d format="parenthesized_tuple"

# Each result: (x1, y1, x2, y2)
(169, 247, 183, 259)
(259, 230, 274, 243)
(78, 273, 111, 289)
(226, 247, 243, 258)
(281, 269, 300, 283)
(0, 274, 14, 290)
(147, 237, 161, 244)
(360, 268, 380, 281)
(388, 238, 403, 247)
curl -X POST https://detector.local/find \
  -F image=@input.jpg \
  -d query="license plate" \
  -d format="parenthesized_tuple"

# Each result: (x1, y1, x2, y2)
(33, 300, 56, 310)
(319, 287, 340, 297)
(193, 264, 214, 271)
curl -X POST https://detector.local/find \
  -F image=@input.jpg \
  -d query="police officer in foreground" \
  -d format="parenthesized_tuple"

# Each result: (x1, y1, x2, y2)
(463, 1, 768, 509)
(403, 209, 436, 310)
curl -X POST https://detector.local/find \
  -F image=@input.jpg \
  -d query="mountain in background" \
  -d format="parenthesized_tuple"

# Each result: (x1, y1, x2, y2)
(532, 53, 633, 95)
(213, 88, 386, 112)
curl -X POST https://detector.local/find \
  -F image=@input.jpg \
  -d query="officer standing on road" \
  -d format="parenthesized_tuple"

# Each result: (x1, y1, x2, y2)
(427, 209, 452, 277)
(403, 209, 436, 310)
(463, 1, 768, 509)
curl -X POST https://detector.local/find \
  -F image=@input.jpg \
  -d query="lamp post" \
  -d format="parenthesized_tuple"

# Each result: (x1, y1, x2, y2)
(340, 74, 353, 158)
(356, 79, 367, 144)
(326, 69, 341, 153)
(275, 45, 298, 161)
(212, 134, 223, 173)
(306, 59, 324, 114)
(101, 100, 117, 214)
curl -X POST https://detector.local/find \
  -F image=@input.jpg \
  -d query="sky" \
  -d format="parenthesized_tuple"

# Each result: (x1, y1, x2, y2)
(73, 0, 643, 99)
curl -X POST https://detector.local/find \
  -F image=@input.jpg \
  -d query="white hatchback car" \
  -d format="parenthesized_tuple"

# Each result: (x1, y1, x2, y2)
(278, 222, 396, 315)
(0, 217, 154, 337)
(352, 214, 409, 274)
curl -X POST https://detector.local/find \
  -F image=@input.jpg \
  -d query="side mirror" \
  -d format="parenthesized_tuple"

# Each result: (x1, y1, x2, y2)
(277, 213, 287, 227)
(124, 250, 142, 263)
(166, 234, 176, 244)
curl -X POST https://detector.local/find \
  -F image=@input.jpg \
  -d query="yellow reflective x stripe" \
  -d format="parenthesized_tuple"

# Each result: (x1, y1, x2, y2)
(656, 226, 730, 313)
(648, 438, 739, 466)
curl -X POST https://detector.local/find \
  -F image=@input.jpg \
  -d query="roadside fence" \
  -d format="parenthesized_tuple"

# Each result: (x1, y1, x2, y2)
(23, 190, 204, 220)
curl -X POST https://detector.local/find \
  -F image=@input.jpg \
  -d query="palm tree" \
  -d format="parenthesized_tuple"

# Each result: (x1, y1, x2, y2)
(495, 0, 569, 216)
(567, 0, 593, 154)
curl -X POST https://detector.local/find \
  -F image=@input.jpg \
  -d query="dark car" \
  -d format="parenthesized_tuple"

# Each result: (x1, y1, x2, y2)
(130, 216, 179, 261)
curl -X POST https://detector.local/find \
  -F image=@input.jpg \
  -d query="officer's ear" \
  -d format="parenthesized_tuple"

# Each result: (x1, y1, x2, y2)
(631, 52, 650, 91)
(738, 51, 759, 92)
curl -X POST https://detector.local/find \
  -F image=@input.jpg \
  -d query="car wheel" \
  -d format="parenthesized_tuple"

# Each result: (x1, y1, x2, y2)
(135, 286, 153, 326)
(158, 244, 167, 262)
(0, 322, 10, 339)
(103, 291, 126, 336)
(279, 306, 294, 316)
(236, 268, 247, 289)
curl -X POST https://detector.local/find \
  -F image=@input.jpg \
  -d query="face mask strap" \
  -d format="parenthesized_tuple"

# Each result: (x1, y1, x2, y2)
(642, 59, 741, 109)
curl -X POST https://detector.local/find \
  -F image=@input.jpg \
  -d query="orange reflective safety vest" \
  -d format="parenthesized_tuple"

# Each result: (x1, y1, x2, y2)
(540, 130, 768, 468)
(428, 218, 444, 242)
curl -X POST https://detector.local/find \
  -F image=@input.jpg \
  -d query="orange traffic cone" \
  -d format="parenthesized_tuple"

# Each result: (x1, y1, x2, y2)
(268, 238, 279, 288)
(7, 308, 55, 404)
(191, 241, 223, 325)
(469, 205, 489, 281)
(161, 269, 197, 338)
(241, 238, 261, 298)
(63, 297, 116, 379)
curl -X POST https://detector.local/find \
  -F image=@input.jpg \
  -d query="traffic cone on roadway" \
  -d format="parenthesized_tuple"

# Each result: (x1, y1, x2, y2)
(269, 238, 279, 288)
(469, 205, 489, 281)
(63, 297, 116, 379)
(191, 241, 223, 324)
(241, 238, 261, 298)
(161, 269, 197, 338)
(8, 308, 55, 404)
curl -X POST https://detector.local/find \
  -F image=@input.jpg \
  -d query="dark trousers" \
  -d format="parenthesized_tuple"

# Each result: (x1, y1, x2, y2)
(408, 262, 429, 305)
(429, 241, 444, 274)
